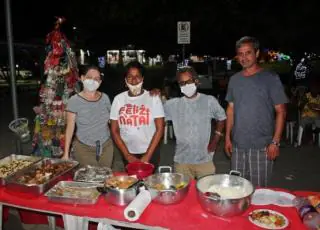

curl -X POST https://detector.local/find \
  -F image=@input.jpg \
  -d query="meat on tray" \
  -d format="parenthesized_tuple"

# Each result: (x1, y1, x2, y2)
(0, 160, 34, 178)
(17, 162, 74, 185)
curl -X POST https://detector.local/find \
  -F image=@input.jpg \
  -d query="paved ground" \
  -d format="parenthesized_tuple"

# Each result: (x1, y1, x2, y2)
(0, 91, 320, 229)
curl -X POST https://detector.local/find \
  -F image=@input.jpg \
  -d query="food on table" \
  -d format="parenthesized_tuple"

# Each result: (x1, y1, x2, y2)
(249, 210, 287, 228)
(207, 184, 247, 199)
(49, 185, 99, 200)
(152, 182, 186, 191)
(16, 162, 74, 185)
(0, 160, 34, 178)
(74, 166, 112, 183)
(153, 183, 166, 190)
(105, 176, 137, 189)
(175, 182, 186, 189)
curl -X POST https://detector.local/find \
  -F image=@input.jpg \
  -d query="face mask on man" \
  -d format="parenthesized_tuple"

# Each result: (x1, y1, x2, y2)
(126, 80, 143, 96)
(180, 83, 197, 97)
(83, 79, 100, 92)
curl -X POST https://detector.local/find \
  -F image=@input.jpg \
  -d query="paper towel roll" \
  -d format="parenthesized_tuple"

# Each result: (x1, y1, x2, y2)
(124, 189, 152, 221)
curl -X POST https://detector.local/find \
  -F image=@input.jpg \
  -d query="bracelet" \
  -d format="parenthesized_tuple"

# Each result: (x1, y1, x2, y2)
(271, 140, 280, 147)
(215, 131, 223, 137)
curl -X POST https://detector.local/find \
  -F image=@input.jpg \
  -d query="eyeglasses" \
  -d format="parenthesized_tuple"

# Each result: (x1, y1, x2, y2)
(178, 78, 194, 86)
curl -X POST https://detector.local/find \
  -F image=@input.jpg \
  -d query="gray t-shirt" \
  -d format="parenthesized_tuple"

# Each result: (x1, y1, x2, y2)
(225, 69, 288, 149)
(66, 93, 111, 147)
(164, 93, 226, 164)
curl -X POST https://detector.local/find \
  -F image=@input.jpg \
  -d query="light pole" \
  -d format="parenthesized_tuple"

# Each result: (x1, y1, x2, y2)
(5, 0, 21, 154)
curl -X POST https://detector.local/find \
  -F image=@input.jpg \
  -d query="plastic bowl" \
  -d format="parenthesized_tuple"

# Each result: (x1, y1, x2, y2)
(126, 162, 155, 179)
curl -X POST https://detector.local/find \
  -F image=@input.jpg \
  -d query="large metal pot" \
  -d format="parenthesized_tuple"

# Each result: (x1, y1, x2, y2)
(196, 171, 254, 217)
(103, 175, 140, 206)
(144, 166, 190, 205)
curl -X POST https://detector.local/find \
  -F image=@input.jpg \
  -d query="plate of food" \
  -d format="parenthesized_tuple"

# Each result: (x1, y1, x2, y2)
(248, 209, 289, 229)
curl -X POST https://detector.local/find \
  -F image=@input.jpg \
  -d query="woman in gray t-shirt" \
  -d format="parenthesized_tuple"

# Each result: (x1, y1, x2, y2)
(62, 66, 113, 167)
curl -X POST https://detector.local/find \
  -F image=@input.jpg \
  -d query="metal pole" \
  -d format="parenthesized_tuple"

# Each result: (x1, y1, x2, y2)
(212, 58, 217, 94)
(5, 0, 21, 154)
(182, 44, 185, 63)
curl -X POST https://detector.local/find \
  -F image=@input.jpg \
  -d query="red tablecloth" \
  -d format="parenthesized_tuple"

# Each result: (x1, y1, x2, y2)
(1, 181, 318, 230)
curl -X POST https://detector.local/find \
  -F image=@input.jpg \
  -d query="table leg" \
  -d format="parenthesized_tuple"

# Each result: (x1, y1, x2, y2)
(48, 215, 56, 230)
(81, 218, 88, 230)
(97, 222, 118, 230)
(63, 214, 88, 230)
(0, 204, 3, 230)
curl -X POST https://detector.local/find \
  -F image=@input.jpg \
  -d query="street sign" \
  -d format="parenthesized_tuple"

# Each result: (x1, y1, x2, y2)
(177, 21, 191, 44)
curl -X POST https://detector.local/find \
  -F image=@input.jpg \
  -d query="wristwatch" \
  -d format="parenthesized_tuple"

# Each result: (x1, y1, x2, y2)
(271, 140, 280, 147)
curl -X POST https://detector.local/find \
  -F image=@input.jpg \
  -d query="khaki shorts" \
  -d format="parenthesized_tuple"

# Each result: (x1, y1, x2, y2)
(73, 138, 114, 168)
(174, 161, 216, 180)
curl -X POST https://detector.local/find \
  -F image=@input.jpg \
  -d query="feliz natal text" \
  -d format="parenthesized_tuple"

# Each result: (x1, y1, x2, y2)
(119, 104, 150, 126)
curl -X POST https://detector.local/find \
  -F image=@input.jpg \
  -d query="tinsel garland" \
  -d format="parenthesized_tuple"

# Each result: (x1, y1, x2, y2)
(32, 17, 79, 157)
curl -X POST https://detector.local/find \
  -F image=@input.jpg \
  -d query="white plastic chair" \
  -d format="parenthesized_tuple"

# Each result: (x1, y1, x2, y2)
(294, 88, 319, 147)
(286, 121, 295, 145)
(296, 124, 319, 147)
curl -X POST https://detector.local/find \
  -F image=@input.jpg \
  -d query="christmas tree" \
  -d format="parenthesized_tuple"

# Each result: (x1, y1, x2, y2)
(32, 17, 79, 157)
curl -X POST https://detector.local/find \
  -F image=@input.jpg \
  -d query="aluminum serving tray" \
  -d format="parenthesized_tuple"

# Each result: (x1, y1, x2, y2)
(5, 158, 79, 196)
(73, 165, 113, 183)
(45, 181, 101, 205)
(0, 154, 42, 186)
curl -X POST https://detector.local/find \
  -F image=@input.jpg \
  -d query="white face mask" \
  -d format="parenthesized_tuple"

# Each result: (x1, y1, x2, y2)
(126, 80, 143, 96)
(180, 83, 197, 97)
(83, 79, 100, 92)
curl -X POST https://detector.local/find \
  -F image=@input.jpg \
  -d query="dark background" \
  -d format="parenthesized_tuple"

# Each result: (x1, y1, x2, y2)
(0, 0, 318, 57)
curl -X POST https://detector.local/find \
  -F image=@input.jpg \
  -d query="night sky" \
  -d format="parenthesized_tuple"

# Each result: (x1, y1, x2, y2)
(0, 0, 318, 56)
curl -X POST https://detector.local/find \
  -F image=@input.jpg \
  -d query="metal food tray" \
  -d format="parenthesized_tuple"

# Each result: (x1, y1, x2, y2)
(45, 181, 101, 205)
(0, 154, 42, 186)
(5, 158, 79, 196)
(73, 165, 113, 183)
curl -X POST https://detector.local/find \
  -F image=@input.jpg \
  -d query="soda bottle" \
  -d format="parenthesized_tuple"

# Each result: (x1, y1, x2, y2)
(294, 196, 320, 230)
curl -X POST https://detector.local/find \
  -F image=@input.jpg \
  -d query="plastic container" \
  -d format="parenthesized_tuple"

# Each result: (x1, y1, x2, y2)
(126, 162, 154, 179)
(294, 196, 320, 230)
(8, 118, 31, 143)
